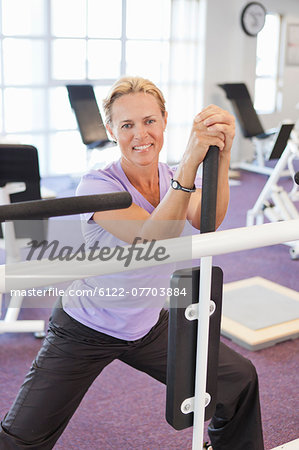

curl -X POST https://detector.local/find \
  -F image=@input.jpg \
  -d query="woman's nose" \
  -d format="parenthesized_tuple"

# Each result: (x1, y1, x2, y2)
(134, 124, 148, 140)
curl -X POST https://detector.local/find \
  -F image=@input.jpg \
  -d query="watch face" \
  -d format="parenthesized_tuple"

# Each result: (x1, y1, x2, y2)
(241, 2, 266, 36)
(172, 180, 179, 189)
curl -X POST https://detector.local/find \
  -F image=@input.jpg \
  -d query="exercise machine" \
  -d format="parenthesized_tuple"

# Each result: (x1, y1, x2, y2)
(66, 84, 112, 150)
(0, 192, 131, 335)
(218, 83, 298, 177)
(1, 176, 299, 448)
(0, 144, 47, 336)
(66, 84, 117, 168)
(247, 124, 299, 259)
(166, 146, 223, 448)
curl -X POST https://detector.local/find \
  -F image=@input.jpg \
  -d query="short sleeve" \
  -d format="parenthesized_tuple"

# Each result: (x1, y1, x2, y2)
(76, 169, 125, 222)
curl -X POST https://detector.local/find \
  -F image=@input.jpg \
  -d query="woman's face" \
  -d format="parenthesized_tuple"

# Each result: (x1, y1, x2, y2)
(107, 92, 167, 169)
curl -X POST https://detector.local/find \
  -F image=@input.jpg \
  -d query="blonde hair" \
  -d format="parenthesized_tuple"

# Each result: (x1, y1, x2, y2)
(103, 76, 166, 124)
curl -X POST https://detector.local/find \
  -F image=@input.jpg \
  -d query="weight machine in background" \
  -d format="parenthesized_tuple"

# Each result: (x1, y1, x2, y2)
(66, 84, 118, 169)
(246, 125, 299, 259)
(218, 83, 299, 259)
(218, 83, 299, 177)
(0, 144, 47, 336)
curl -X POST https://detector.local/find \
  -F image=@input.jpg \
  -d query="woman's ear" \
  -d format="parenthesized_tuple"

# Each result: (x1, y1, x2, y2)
(106, 123, 116, 142)
(163, 111, 168, 131)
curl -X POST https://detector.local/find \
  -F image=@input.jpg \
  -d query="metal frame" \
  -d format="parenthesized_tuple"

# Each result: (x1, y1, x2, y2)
(247, 139, 299, 259)
(0, 183, 45, 336)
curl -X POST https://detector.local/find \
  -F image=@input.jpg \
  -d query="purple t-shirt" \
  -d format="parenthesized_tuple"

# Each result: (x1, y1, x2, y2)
(62, 159, 201, 340)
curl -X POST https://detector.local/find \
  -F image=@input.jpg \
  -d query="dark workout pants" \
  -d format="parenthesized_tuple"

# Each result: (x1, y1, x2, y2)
(0, 300, 264, 450)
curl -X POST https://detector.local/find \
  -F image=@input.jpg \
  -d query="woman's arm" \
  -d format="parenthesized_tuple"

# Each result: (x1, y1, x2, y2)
(93, 105, 235, 243)
(186, 105, 235, 230)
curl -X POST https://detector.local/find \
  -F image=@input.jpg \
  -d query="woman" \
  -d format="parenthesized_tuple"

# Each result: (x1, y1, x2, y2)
(0, 76, 264, 450)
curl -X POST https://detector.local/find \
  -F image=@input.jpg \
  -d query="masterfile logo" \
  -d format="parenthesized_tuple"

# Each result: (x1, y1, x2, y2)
(26, 237, 170, 268)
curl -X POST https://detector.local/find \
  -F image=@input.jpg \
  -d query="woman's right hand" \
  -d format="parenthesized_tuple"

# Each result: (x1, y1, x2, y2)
(183, 104, 231, 169)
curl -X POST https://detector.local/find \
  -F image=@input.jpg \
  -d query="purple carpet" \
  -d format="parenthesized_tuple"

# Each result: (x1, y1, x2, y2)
(1, 169, 298, 449)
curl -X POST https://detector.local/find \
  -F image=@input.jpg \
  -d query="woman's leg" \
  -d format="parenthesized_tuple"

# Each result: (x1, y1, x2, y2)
(119, 309, 169, 384)
(121, 311, 264, 450)
(0, 303, 124, 449)
(208, 342, 264, 450)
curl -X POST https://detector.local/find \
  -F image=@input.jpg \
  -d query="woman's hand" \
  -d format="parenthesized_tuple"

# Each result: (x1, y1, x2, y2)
(179, 105, 235, 230)
(184, 105, 235, 167)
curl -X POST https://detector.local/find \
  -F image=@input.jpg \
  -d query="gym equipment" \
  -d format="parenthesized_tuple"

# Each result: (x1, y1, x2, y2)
(66, 84, 114, 150)
(218, 83, 296, 176)
(221, 276, 299, 351)
(288, 137, 299, 203)
(0, 144, 46, 243)
(0, 192, 132, 335)
(166, 146, 224, 447)
(246, 124, 299, 259)
(166, 266, 223, 429)
(1, 220, 298, 293)
(218, 83, 269, 139)
(0, 193, 132, 222)
(0, 144, 48, 336)
(221, 150, 299, 353)
(0, 191, 298, 450)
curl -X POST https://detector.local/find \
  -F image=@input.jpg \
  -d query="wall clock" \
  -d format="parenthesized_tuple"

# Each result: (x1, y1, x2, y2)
(241, 2, 266, 36)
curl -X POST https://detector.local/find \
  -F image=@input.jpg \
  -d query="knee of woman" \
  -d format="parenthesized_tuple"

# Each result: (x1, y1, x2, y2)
(1, 424, 55, 449)
(238, 357, 259, 390)
(0, 424, 28, 449)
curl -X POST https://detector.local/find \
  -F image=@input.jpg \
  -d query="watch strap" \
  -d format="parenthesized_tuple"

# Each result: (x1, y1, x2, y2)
(171, 178, 196, 193)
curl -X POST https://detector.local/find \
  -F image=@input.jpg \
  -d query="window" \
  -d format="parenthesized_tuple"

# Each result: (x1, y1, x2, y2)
(0, 0, 202, 176)
(254, 13, 281, 114)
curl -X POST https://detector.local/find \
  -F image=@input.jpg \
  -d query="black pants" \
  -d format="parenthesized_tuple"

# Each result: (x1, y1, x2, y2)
(0, 300, 264, 450)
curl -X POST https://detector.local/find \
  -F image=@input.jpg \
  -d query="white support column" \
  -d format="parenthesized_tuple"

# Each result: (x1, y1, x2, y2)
(192, 256, 213, 449)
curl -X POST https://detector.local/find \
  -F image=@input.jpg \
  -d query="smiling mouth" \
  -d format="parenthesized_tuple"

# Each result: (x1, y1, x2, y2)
(133, 143, 153, 151)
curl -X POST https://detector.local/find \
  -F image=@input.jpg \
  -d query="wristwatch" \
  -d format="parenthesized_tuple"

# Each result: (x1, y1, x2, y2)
(171, 179, 196, 193)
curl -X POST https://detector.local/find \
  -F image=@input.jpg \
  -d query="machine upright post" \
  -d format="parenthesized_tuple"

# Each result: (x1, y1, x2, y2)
(192, 146, 219, 449)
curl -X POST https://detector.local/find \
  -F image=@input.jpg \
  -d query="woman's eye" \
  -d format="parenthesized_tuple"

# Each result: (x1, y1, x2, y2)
(146, 119, 155, 124)
(122, 123, 132, 129)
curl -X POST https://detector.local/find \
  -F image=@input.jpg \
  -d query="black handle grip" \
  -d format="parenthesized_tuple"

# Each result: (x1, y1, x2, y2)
(295, 171, 299, 186)
(0, 192, 132, 222)
(200, 146, 219, 233)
